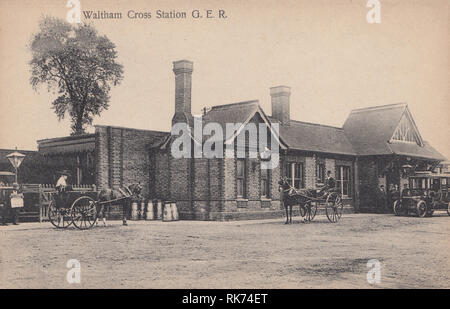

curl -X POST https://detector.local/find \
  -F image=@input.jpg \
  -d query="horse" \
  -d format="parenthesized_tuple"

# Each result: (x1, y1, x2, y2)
(95, 182, 143, 226)
(278, 177, 317, 224)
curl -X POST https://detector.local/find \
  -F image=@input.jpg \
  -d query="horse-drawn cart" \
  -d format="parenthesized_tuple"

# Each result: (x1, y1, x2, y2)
(279, 178, 344, 223)
(48, 186, 136, 230)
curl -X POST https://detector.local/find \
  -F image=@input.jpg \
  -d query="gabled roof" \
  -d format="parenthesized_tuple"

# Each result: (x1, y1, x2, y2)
(343, 103, 445, 160)
(270, 118, 356, 156)
(201, 100, 288, 148)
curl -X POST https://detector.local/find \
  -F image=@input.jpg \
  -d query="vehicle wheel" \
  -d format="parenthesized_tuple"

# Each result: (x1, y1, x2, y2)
(71, 196, 97, 230)
(416, 200, 427, 218)
(326, 192, 343, 223)
(426, 202, 436, 217)
(393, 200, 403, 216)
(48, 200, 72, 228)
(304, 202, 317, 222)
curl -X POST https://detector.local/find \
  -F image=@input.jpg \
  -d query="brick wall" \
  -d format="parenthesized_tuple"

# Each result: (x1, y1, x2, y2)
(358, 157, 378, 212)
(305, 156, 316, 189)
(95, 125, 167, 198)
(95, 126, 109, 189)
(325, 158, 336, 178)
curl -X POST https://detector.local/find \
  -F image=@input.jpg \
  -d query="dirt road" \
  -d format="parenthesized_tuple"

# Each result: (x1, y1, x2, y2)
(0, 213, 449, 288)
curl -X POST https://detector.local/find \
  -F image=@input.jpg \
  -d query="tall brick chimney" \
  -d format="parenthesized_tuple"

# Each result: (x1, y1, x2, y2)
(172, 60, 193, 126)
(270, 86, 290, 126)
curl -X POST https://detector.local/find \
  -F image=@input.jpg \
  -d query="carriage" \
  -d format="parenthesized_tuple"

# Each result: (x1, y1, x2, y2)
(47, 186, 134, 230)
(393, 173, 450, 217)
(279, 178, 344, 223)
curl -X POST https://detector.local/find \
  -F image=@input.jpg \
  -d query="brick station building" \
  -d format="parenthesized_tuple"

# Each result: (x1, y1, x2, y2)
(37, 60, 446, 220)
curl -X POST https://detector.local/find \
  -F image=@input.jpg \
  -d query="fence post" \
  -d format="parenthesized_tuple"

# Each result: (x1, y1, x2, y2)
(38, 184, 42, 223)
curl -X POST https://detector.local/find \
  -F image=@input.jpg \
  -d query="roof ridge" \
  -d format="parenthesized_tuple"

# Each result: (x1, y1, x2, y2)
(0, 149, 36, 153)
(288, 119, 344, 130)
(350, 103, 407, 114)
(93, 125, 169, 134)
(37, 133, 96, 143)
(209, 100, 259, 110)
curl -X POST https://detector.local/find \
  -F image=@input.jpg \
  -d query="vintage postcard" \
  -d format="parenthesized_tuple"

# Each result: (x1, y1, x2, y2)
(0, 0, 449, 294)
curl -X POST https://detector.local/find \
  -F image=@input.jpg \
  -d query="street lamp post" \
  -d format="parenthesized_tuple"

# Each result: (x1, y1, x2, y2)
(6, 148, 26, 183)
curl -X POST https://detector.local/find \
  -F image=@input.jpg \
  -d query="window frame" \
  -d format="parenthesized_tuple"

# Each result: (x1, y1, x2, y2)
(316, 162, 326, 184)
(261, 167, 270, 198)
(236, 158, 247, 198)
(336, 165, 351, 197)
(285, 161, 304, 189)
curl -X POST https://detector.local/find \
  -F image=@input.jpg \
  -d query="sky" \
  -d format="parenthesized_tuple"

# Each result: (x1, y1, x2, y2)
(0, 0, 448, 159)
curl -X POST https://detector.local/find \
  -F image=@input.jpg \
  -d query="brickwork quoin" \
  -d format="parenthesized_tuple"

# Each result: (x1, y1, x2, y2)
(170, 119, 280, 170)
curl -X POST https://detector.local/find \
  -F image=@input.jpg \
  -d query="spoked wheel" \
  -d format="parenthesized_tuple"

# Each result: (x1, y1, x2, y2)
(304, 201, 317, 222)
(71, 196, 97, 230)
(48, 200, 73, 228)
(416, 200, 427, 218)
(426, 202, 436, 217)
(393, 200, 403, 216)
(326, 192, 343, 223)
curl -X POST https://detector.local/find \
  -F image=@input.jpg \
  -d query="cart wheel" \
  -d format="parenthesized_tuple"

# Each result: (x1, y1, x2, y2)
(393, 200, 403, 216)
(304, 201, 317, 222)
(326, 192, 343, 223)
(71, 196, 97, 230)
(48, 200, 72, 228)
(416, 200, 427, 218)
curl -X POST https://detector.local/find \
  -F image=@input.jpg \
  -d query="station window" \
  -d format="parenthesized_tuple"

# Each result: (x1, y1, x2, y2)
(336, 165, 351, 197)
(236, 159, 246, 198)
(316, 162, 325, 184)
(261, 168, 270, 198)
(285, 162, 304, 189)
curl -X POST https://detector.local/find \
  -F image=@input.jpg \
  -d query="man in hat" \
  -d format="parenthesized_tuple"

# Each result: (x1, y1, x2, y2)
(9, 183, 22, 225)
(318, 170, 336, 197)
(56, 170, 71, 192)
(56, 170, 72, 206)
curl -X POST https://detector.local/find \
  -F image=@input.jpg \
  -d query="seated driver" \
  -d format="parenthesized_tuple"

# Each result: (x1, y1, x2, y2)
(55, 171, 72, 205)
(318, 170, 336, 197)
(56, 170, 71, 193)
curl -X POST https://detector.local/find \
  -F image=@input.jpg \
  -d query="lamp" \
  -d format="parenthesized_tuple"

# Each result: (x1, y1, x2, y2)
(6, 148, 26, 183)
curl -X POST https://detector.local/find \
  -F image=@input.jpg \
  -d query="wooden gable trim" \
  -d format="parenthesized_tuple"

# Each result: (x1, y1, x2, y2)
(389, 106, 424, 147)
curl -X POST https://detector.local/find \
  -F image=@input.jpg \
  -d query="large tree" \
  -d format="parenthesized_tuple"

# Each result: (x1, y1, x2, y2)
(29, 17, 123, 134)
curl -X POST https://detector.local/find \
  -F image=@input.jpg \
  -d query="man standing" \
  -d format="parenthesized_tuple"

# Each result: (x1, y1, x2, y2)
(9, 183, 23, 225)
(377, 185, 387, 213)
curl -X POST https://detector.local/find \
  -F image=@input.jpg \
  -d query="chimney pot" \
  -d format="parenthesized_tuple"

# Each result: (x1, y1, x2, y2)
(270, 86, 291, 126)
(172, 60, 194, 127)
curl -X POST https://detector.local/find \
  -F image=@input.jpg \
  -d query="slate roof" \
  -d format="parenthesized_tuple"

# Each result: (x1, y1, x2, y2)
(190, 100, 287, 148)
(343, 103, 445, 160)
(388, 141, 446, 161)
(269, 118, 356, 156)
(38, 134, 96, 154)
(202, 101, 260, 140)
